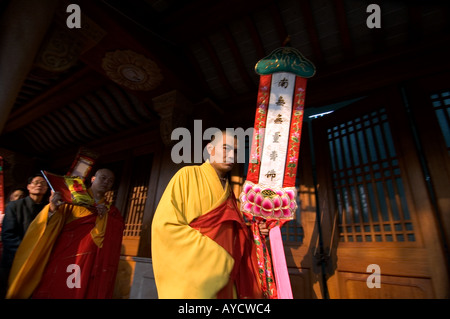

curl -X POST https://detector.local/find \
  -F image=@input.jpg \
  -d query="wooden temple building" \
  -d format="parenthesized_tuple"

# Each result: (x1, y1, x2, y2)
(0, 0, 449, 298)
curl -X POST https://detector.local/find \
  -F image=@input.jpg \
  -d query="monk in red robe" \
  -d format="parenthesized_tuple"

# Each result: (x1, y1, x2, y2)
(152, 130, 267, 298)
(6, 169, 124, 299)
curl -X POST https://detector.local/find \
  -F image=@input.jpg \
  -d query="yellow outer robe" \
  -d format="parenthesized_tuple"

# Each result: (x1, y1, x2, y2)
(151, 161, 235, 299)
(6, 198, 109, 299)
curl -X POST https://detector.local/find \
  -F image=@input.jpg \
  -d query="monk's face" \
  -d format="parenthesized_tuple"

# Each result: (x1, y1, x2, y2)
(91, 169, 115, 194)
(208, 132, 238, 174)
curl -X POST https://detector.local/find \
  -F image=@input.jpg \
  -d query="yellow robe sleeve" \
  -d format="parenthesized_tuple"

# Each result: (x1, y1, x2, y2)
(6, 205, 70, 298)
(6, 204, 100, 299)
(151, 162, 235, 299)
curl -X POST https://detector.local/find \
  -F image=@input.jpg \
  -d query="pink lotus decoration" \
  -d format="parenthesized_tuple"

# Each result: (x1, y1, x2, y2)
(239, 181, 297, 220)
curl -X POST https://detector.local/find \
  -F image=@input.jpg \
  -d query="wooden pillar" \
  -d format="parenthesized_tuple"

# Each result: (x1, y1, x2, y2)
(134, 90, 193, 258)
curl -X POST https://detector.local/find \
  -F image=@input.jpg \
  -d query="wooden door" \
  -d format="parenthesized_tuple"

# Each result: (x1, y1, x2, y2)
(303, 87, 449, 298)
(407, 72, 450, 254)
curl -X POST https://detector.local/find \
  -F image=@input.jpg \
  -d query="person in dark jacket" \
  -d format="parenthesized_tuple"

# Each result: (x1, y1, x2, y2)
(0, 174, 49, 297)
(6, 188, 27, 204)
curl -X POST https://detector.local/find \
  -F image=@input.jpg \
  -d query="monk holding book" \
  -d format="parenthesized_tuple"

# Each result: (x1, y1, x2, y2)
(6, 168, 124, 299)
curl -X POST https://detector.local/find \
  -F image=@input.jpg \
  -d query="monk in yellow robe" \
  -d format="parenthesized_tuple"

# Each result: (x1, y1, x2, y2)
(151, 130, 266, 299)
(6, 169, 124, 299)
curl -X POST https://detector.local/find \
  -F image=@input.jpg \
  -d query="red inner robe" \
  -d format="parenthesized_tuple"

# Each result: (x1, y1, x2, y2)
(32, 207, 124, 299)
(190, 192, 263, 299)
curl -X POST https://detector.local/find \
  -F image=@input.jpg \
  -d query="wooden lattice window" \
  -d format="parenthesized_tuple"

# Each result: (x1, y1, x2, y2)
(104, 191, 116, 205)
(327, 108, 415, 243)
(282, 208, 304, 243)
(123, 153, 153, 237)
(430, 90, 450, 155)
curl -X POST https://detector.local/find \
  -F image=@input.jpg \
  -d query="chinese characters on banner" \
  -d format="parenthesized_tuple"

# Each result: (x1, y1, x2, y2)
(240, 46, 315, 299)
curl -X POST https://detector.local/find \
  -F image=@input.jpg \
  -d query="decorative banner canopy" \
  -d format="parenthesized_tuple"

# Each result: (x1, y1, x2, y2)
(66, 147, 98, 181)
(240, 45, 315, 299)
(254, 46, 316, 78)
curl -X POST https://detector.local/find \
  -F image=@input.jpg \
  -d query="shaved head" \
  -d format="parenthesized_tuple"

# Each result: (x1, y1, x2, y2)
(95, 168, 114, 178)
(91, 168, 115, 196)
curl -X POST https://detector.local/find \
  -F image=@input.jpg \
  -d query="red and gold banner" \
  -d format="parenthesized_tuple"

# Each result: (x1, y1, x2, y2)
(240, 46, 315, 299)
(66, 147, 98, 181)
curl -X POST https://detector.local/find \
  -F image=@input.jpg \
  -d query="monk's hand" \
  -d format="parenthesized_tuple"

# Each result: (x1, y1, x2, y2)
(49, 191, 65, 213)
(96, 204, 107, 219)
(258, 221, 269, 237)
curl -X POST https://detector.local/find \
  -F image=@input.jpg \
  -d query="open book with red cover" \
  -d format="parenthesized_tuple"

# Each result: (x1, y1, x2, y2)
(41, 170, 94, 208)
